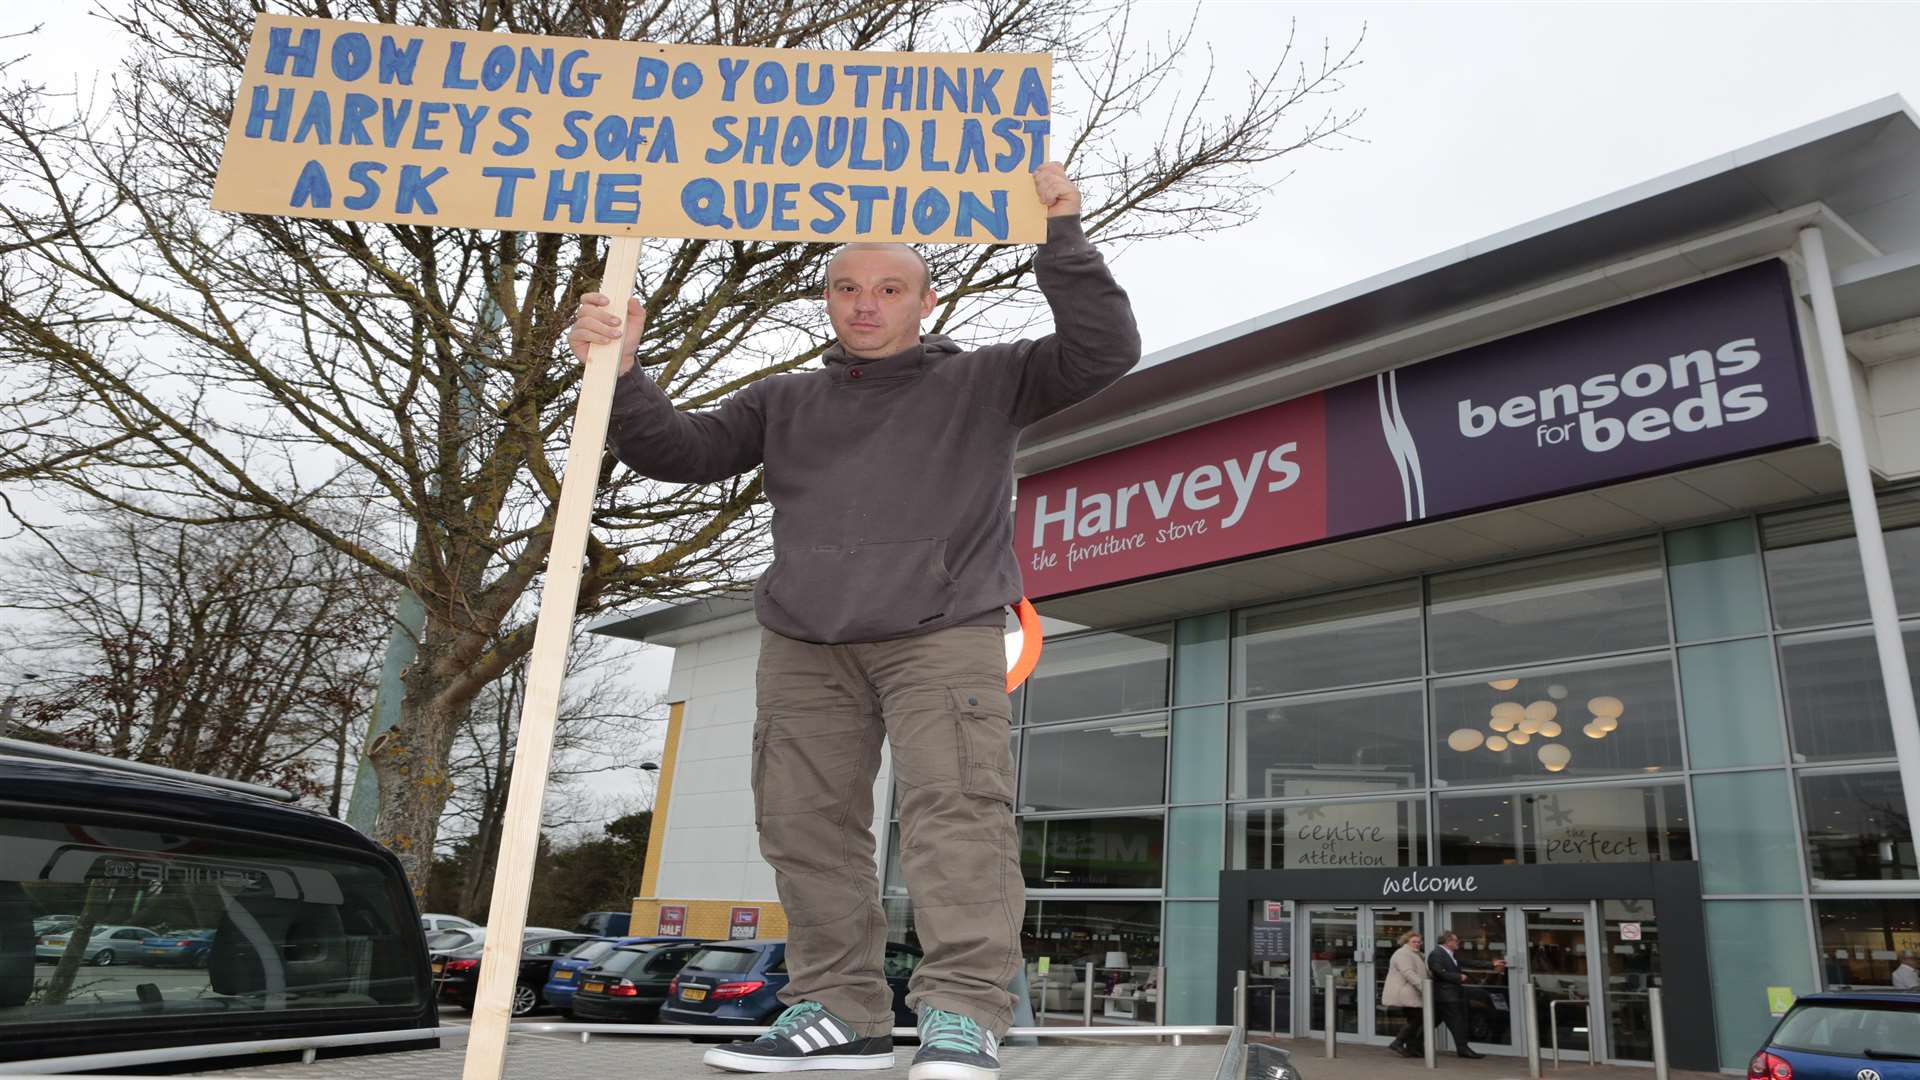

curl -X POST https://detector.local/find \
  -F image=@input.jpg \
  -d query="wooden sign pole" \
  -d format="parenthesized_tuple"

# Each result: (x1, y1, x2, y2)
(460, 235, 644, 1080)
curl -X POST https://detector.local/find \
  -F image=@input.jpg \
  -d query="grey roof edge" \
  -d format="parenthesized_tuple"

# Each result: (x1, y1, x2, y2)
(587, 592, 756, 644)
(1834, 246, 1920, 335)
(1018, 94, 1920, 455)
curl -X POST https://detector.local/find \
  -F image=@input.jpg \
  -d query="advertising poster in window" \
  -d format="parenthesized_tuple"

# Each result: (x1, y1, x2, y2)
(1533, 788, 1653, 864)
(729, 906, 761, 940)
(657, 904, 687, 937)
(1016, 260, 1814, 599)
(1279, 782, 1403, 870)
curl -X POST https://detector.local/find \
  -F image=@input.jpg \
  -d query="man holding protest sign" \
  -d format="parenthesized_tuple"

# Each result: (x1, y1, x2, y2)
(570, 161, 1138, 1077)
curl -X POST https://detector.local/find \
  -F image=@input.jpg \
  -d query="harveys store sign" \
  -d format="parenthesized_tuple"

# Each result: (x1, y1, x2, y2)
(1016, 260, 1817, 599)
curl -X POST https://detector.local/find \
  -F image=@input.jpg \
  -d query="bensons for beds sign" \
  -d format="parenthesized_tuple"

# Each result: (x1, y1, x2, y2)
(1015, 260, 1816, 598)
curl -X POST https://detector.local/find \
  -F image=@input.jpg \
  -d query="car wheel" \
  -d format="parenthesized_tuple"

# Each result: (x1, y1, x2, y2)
(195, 952, 209, 970)
(511, 984, 539, 1017)
(92, 950, 114, 967)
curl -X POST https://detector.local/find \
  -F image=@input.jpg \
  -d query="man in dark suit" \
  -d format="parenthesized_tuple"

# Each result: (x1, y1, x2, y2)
(1428, 930, 1502, 1058)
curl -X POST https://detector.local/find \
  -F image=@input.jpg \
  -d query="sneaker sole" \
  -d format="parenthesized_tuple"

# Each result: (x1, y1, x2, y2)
(907, 1062, 1000, 1080)
(702, 1047, 896, 1073)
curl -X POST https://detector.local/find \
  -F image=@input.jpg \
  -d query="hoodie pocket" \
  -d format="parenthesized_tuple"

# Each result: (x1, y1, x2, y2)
(765, 538, 958, 642)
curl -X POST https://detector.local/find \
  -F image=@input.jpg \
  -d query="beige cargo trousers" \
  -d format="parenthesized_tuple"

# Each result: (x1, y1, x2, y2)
(751, 623, 1022, 1039)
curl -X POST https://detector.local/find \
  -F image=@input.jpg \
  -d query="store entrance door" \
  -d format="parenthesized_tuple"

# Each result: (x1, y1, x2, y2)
(1436, 904, 1518, 1054)
(1303, 905, 1426, 1046)
(1432, 903, 1608, 1061)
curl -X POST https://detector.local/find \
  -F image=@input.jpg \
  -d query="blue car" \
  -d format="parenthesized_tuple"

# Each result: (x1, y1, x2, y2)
(140, 929, 215, 968)
(1750, 990, 1920, 1079)
(659, 939, 923, 1027)
(545, 935, 691, 1013)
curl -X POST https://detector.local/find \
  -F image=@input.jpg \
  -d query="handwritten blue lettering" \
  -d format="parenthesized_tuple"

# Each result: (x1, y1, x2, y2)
(265, 26, 318, 78)
(594, 173, 642, 224)
(290, 159, 331, 207)
(344, 161, 386, 210)
(330, 32, 373, 82)
(494, 107, 531, 155)
(955, 190, 1008, 240)
(378, 35, 422, 85)
(483, 166, 535, 216)
(244, 86, 294, 142)
(394, 164, 447, 214)
(681, 178, 730, 227)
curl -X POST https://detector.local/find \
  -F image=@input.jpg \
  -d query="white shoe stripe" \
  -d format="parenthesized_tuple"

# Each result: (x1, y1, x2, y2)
(791, 1028, 822, 1052)
(819, 1017, 851, 1045)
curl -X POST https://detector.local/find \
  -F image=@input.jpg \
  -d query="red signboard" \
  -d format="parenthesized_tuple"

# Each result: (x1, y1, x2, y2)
(657, 904, 687, 937)
(1015, 262, 1815, 599)
(729, 906, 760, 940)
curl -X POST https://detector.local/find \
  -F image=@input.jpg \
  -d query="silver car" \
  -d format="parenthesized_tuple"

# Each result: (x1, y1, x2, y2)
(35, 924, 161, 966)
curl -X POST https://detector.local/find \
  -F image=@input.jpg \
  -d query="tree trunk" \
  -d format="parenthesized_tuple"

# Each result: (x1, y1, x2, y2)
(369, 648, 474, 895)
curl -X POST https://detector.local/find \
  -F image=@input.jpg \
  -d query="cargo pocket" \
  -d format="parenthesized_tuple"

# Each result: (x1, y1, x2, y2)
(951, 684, 1015, 806)
(749, 724, 769, 828)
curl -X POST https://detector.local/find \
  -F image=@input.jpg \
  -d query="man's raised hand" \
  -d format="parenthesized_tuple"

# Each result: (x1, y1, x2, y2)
(1033, 161, 1081, 219)
(569, 293, 647, 376)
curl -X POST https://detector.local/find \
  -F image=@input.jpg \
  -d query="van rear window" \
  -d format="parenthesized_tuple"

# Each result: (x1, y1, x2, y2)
(1, 812, 424, 1030)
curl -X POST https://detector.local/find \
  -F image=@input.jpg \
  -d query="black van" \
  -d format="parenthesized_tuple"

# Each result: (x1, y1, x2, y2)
(1, 745, 437, 1065)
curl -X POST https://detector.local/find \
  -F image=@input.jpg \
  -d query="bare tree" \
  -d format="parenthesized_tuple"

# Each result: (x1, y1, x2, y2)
(0, 505, 388, 805)
(0, 0, 1365, 888)
(441, 637, 664, 916)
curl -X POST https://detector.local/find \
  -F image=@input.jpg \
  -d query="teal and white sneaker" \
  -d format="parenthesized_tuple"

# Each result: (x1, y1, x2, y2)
(701, 1001, 894, 1073)
(908, 1007, 1001, 1080)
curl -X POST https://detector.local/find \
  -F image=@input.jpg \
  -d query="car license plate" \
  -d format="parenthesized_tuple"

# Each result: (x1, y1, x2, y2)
(554, 970, 573, 980)
(432, 963, 444, 975)
(583, 982, 605, 994)
(146, 949, 167, 956)
(682, 987, 708, 1002)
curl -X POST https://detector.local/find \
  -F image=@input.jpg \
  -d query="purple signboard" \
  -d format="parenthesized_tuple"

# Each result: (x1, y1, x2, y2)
(1017, 260, 1816, 598)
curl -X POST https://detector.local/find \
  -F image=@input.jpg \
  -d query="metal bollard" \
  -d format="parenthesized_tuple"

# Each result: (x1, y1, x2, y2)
(1324, 975, 1336, 1059)
(1524, 989, 1541, 1079)
(1650, 987, 1669, 1080)
(1235, 969, 1249, 1034)
(1084, 961, 1096, 1027)
(1422, 978, 1435, 1070)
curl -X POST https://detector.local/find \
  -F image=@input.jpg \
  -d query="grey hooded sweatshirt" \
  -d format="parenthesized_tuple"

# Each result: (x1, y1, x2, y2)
(608, 215, 1141, 644)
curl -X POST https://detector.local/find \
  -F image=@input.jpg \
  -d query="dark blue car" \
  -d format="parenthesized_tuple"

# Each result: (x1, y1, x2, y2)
(139, 929, 215, 968)
(658, 939, 923, 1027)
(544, 935, 691, 1013)
(1750, 990, 1920, 1079)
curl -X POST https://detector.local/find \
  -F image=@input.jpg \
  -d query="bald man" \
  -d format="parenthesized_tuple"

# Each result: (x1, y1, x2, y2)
(570, 163, 1139, 1079)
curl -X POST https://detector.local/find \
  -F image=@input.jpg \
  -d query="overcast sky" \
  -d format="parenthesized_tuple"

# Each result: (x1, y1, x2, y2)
(6, 1, 1920, 806)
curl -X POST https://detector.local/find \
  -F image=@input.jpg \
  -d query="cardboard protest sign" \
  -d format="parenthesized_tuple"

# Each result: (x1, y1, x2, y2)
(212, 14, 1051, 243)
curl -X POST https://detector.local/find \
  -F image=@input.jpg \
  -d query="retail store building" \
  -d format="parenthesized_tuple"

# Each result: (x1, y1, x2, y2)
(595, 98, 1920, 1071)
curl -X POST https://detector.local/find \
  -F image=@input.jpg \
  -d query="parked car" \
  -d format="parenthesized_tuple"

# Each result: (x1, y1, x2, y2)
(434, 929, 596, 1017)
(31, 915, 78, 936)
(575, 911, 631, 937)
(1, 746, 435, 1066)
(570, 941, 705, 1023)
(545, 935, 691, 1013)
(1750, 989, 1920, 1079)
(426, 925, 565, 965)
(34, 924, 159, 967)
(420, 913, 478, 935)
(659, 940, 924, 1027)
(426, 926, 486, 958)
(140, 929, 215, 968)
